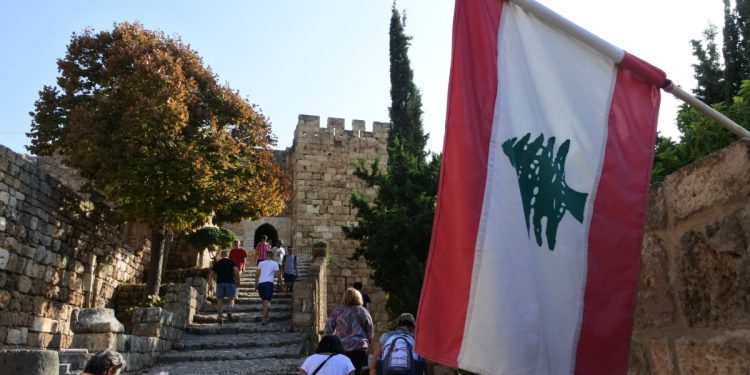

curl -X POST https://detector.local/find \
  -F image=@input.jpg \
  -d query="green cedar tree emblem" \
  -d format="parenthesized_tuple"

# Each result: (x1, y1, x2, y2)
(501, 133, 588, 251)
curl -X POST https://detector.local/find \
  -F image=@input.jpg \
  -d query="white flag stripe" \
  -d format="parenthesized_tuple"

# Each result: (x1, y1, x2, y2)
(457, 3, 615, 373)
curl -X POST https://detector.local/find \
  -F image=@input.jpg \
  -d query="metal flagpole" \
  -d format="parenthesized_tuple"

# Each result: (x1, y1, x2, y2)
(508, 0, 750, 140)
(668, 85, 750, 139)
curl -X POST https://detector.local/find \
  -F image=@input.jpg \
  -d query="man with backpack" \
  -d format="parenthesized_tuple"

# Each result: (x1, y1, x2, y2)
(370, 313, 430, 375)
(281, 245, 298, 293)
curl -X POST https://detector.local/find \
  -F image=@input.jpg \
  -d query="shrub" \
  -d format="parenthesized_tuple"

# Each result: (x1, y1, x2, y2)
(187, 226, 237, 252)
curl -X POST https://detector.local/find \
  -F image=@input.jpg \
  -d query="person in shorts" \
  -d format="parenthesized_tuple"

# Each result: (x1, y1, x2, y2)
(255, 249, 281, 325)
(208, 250, 240, 324)
(228, 239, 248, 272)
(282, 245, 298, 293)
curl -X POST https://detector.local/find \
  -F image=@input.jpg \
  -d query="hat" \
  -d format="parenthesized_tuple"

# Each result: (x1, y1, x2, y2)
(396, 313, 416, 328)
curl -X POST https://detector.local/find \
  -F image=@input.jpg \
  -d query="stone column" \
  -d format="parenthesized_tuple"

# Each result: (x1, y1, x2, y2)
(70, 308, 126, 352)
(0, 349, 59, 375)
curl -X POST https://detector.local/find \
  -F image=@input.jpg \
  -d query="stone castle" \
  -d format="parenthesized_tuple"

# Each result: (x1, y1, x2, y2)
(0, 114, 749, 373)
(224, 114, 392, 329)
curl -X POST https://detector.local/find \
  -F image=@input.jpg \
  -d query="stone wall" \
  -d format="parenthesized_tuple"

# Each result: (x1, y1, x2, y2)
(292, 254, 328, 353)
(0, 145, 149, 349)
(225, 216, 293, 249)
(629, 140, 750, 374)
(287, 115, 391, 332)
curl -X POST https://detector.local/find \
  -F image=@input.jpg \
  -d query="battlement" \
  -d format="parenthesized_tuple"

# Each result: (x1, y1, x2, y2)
(294, 114, 390, 142)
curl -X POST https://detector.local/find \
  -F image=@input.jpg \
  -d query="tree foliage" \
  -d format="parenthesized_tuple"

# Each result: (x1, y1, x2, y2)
(187, 226, 237, 252)
(653, 0, 750, 181)
(344, 6, 441, 316)
(27, 22, 286, 294)
(690, 25, 725, 104)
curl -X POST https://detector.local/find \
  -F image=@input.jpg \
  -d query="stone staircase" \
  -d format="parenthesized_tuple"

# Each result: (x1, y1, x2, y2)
(143, 258, 312, 375)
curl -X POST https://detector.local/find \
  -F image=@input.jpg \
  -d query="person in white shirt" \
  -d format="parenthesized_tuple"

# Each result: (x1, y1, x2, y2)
(272, 239, 286, 266)
(255, 249, 281, 325)
(299, 335, 354, 375)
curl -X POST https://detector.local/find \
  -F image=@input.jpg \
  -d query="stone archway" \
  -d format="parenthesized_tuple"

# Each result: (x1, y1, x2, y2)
(253, 223, 278, 249)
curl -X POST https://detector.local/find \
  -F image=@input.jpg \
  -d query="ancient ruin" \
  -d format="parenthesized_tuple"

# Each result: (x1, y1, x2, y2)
(0, 115, 749, 373)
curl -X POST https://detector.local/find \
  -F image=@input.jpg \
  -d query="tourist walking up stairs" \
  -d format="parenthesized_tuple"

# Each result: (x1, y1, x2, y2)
(143, 252, 312, 374)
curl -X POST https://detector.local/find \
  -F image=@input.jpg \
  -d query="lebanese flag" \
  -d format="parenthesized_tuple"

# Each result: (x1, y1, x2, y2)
(415, 0, 664, 374)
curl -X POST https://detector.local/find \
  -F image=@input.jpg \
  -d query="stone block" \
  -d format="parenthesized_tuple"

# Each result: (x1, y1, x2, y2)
(0, 349, 59, 375)
(0, 290, 9, 310)
(116, 334, 130, 352)
(6, 327, 28, 345)
(17, 274, 32, 293)
(0, 311, 17, 325)
(675, 332, 750, 374)
(12, 254, 27, 274)
(0, 248, 8, 270)
(58, 349, 91, 374)
(71, 332, 122, 352)
(645, 182, 666, 230)
(31, 316, 59, 333)
(71, 308, 125, 333)
(131, 335, 150, 352)
(123, 352, 141, 372)
(634, 234, 676, 329)
(27, 332, 55, 348)
(32, 296, 48, 316)
(677, 207, 750, 327)
(132, 322, 161, 337)
(663, 140, 750, 222)
(293, 312, 312, 327)
(648, 337, 676, 375)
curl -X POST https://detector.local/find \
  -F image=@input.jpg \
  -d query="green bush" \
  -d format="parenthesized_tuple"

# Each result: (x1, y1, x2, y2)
(187, 226, 237, 251)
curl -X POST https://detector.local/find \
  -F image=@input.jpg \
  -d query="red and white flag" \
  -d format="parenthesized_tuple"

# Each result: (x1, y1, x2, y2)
(416, 0, 664, 374)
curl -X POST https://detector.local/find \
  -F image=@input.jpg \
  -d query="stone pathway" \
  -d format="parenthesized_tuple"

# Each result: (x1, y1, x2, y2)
(144, 259, 311, 375)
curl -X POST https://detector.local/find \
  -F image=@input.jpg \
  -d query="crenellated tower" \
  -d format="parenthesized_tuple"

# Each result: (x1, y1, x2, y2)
(226, 114, 391, 330)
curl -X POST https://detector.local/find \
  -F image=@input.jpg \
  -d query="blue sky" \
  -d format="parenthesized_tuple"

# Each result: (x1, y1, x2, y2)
(0, 1, 723, 155)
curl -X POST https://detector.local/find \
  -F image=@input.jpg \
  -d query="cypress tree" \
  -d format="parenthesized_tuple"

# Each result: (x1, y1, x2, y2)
(344, 5, 441, 316)
(653, 0, 750, 181)
(722, 0, 745, 99)
(690, 25, 725, 104)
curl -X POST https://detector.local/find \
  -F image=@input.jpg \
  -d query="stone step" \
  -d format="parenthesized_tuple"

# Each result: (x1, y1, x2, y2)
(171, 332, 304, 351)
(207, 295, 292, 305)
(241, 263, 310, 271)
(193, 311, 291, 324)
(238, 273, 309, 281)
(186, 321, 294, 335)
(156, 342, 305, 364)
(143, 357, 303, 375)
(200, 302, 291, 313)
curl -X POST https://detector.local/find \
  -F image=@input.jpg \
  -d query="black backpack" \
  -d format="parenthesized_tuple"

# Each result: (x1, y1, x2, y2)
(376, 334, 425, 375)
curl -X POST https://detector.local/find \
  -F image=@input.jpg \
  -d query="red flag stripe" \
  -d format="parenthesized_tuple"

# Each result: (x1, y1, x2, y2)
(415, 0, 503, 366)
(575, 59, 660, 374)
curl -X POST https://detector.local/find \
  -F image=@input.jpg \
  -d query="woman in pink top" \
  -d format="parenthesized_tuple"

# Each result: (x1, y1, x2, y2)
(255, 234, 271, 265)
(324, 288, 373, 375)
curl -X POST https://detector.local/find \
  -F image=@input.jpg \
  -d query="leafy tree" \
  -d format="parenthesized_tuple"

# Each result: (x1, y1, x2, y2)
(27, 22, 285, 295)
(344, 6, 441, 316)
(653, 0, 750, 181)
(188, 226, 237, 254)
